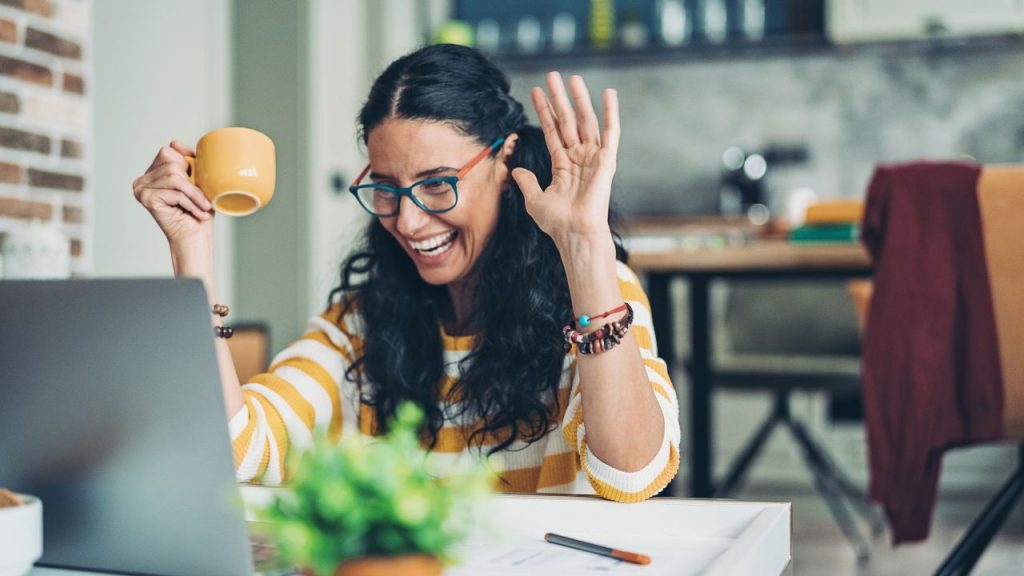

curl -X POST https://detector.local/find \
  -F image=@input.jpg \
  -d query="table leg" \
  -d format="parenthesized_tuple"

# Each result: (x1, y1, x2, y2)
(689, 275, 714, 498)
(647, 273, 674, 374)
(645, 273, 677, 497)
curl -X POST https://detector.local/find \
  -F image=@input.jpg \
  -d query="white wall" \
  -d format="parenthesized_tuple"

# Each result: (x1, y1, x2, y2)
(305, 0, 371, 317)
(92, 0, 233, 299)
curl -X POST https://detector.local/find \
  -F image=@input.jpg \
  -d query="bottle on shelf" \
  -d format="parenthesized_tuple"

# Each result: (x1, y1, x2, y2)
(658, 0, 689, 46)
(742, 0, 765, 40)
(551, 12, 577, 52)
(516, 15, 543, 53)
(704, 0, 729, 43)
(619, 10, 650, 49)
(475, 18, 501, 53)
(590, 0, 616, 48)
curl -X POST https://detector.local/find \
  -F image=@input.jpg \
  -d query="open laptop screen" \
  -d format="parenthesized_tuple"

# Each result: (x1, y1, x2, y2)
(0, 279, 254, 576)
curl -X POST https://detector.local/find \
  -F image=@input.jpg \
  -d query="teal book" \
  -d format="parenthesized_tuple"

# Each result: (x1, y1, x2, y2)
(789, 223, 859, 243)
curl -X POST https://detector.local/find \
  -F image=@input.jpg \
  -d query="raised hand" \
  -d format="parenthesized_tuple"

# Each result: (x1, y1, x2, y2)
(511, 72, 620, 248)
(132, 140, 214, 247)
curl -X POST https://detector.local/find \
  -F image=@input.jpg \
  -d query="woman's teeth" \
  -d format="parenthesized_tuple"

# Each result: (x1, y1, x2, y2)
(410, 231, 457, 256)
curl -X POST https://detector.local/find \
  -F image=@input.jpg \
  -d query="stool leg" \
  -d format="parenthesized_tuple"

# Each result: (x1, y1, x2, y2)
(714, 393, 785, 498)
(787, 417, 872, 562)
(794, 420, 887, 537)
(934, 446, 1024, 576)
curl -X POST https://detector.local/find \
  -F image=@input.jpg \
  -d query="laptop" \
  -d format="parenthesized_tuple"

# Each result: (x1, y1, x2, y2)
(0, 279, 257, 576)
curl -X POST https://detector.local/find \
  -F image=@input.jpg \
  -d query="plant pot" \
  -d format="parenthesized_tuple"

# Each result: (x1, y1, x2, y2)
(333, 554, 442, 576)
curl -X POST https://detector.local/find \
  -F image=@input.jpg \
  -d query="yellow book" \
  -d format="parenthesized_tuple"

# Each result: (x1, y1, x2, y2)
(804, 200, 864, 225)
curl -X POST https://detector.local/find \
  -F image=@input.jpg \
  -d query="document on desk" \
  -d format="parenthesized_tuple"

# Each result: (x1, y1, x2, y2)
(447, 534, 732, 575)
(239, 489, 791, 576)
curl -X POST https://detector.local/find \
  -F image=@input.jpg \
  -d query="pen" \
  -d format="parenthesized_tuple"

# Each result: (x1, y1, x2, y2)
(544, 532, 652, 565)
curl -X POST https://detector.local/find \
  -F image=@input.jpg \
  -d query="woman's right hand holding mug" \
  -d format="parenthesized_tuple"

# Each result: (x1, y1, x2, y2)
(132, 140, 214, 249)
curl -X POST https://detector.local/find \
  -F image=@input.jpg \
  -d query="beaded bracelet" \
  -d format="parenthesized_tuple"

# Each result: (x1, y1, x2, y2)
(562, 302, 634, 355)
(576, 303, 628, 328)
(212, 304, 233, 338)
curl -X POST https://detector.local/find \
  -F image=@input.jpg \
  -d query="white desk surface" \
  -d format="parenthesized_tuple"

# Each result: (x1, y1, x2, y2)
(31, 491, 792, 576)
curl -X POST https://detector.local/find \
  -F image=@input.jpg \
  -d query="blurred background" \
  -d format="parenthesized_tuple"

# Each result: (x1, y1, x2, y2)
(1, 0, 1023, 572)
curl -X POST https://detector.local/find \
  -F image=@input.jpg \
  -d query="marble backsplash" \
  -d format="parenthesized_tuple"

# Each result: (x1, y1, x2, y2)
(506, 36, 1024, 216)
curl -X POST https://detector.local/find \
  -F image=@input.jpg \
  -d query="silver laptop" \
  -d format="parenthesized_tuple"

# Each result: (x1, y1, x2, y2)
(0, 279, 255, 576)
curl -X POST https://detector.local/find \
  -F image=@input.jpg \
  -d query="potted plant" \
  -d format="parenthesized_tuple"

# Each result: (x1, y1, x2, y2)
(257, 403, 496, 576)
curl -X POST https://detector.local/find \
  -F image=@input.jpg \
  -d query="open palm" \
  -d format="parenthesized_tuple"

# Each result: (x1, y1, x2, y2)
(512, 72, 621, 246)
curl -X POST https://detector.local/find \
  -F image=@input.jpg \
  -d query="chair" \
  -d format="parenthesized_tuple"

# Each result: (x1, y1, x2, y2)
(859, 163, 1024, 575)
(709, 281, 885, 561)
(225, 323, 270, 384)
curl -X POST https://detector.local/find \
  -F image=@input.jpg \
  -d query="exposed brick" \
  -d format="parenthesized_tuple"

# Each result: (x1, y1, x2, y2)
(25, 27, 81, 59)
(53, 0, 89, 31)
(0, 91, 18, 113)
(0, 161, 21, 183)
(62, 71, 83, 94)
(0, 55, 53, 86)
(0, 126, 50, 154)
(0, 19, 17, 44)
(70, 238, 81, 256)
(62, 203, 82, 223)
(0, 197, 53, 220)
(0, 0, 53, 18)
(28, 168, 83, 191)
(22, 91, 84, 127)
(60, 138, 81, 158)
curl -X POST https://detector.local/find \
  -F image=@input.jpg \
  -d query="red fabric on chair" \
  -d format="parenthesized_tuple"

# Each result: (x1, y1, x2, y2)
(860, 161, 1005, 544)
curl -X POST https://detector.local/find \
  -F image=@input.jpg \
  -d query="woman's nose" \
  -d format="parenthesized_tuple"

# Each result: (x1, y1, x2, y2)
(394, 194, 431, 236)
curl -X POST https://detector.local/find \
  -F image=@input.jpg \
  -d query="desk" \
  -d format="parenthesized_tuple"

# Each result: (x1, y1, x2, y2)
(32, 491, 792, 576)
(627, 226, 871, 498)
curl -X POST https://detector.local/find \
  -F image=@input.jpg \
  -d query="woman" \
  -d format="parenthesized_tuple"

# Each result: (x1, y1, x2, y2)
(133, 44, 679, 502)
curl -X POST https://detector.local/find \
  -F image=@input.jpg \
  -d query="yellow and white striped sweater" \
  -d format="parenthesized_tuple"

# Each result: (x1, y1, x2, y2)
(229, 261, 680, 502)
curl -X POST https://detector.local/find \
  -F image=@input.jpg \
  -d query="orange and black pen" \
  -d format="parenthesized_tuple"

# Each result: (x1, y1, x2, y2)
(544, 532, 652, 565)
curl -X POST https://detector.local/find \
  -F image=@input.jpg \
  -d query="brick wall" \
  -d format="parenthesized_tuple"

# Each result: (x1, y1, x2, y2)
(0, 0, 90, 274)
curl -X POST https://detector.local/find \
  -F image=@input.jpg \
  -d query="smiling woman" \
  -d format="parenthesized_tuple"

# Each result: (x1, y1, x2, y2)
(132, 43, 680, 502)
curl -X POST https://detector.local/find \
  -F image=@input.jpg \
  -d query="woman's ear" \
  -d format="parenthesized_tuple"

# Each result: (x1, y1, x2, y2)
(499, 133, 519, 165)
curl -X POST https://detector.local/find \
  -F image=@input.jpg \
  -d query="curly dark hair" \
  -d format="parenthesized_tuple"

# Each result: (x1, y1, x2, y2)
(329, 44, 626, 454)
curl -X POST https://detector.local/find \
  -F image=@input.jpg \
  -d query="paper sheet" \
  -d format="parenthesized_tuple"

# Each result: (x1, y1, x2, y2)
(446, 535, 731, 576)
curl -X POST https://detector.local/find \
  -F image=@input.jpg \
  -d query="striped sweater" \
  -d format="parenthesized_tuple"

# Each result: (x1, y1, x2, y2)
(229, 261, 680, 502)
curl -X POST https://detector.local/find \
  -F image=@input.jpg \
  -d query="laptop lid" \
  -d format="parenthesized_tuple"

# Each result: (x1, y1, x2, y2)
(0, 278, 254, 576)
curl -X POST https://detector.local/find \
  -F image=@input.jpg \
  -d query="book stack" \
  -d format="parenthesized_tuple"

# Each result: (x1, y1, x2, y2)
(788, 200, 864, 244)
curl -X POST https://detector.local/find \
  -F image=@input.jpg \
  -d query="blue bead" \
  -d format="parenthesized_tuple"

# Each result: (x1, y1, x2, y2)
(579, 315, 590, 327)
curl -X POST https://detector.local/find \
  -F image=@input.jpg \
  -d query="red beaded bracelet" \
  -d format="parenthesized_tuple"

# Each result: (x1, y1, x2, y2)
(563, 303, 634, 355)
(575, 303, 628, 328)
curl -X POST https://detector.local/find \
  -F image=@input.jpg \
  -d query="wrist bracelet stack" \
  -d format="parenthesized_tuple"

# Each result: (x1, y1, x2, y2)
(563, 302, 634, 355)
(212, 304, 233, 339)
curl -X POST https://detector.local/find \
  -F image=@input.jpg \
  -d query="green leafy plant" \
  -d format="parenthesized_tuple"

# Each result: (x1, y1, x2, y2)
(258, 403, 497, 576)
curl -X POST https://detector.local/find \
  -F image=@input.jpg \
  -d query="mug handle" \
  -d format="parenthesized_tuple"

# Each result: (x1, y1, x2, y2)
(184, 156, 196, 184)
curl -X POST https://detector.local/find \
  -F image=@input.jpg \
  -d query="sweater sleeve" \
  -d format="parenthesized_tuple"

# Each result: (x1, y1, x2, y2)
(561, 261, 682, 502)
(229, 301, 363, 484)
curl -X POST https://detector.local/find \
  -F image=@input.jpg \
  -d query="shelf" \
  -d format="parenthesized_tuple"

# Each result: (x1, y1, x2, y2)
(490, 32, 1024, 71)
(494, 35, 831, 70)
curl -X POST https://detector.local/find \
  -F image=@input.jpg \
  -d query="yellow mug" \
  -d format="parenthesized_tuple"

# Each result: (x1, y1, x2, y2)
(186, 127, 276, 216)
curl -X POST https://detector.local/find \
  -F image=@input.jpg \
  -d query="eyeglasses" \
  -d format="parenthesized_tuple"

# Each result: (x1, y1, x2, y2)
(349, 136, 506, 217)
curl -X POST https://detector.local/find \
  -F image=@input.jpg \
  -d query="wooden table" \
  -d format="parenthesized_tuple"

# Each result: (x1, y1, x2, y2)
(624, 219, 872, 498)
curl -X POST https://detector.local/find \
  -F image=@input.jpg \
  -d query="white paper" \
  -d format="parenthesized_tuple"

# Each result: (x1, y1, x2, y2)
(446, 534, 731, 576)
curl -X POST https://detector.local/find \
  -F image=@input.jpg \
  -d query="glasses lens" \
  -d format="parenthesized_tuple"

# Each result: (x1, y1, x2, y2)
(411, 178, 457, 212)
(356, 186, 399, 216)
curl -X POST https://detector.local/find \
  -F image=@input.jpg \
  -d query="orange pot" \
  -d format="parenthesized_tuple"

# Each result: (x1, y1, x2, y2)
(333, 554, 443, 576)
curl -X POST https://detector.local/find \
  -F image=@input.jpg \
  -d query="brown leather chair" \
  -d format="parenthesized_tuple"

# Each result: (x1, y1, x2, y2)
(934, 166, 1024, 575)
(225, 323, 270, 385)
(859, 163, 1024, 575)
